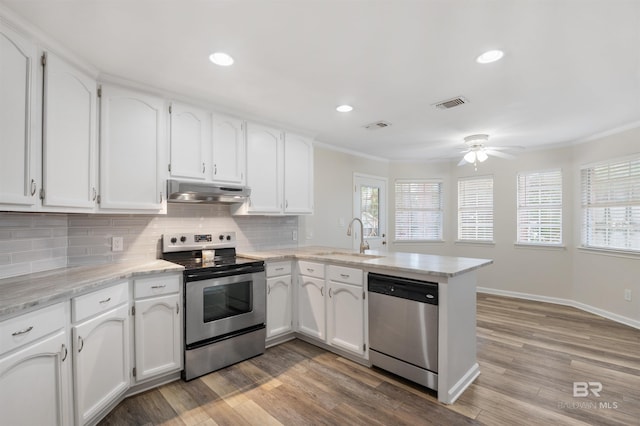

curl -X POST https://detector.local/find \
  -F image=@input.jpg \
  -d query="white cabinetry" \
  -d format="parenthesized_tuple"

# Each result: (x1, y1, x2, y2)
(283, 133, 314, 214)
(133, 274, 182, 382)
(243, 123, 283, 213)
(266, 261, 293, 339)
(0, 22, 40, 210)
(169, 102, 209, 180)
(326, 265, 365, 356)
(0, 302, 71, 426)
(296, 261, 326, 340)
(72, 281, 130, 425)
(42, 51, 97, 210)
(212, 114, 245, 184)
(99, 84, 165, 212)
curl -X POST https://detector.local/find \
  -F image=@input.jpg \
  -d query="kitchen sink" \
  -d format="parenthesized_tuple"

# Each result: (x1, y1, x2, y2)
(311, 251, 384, 259)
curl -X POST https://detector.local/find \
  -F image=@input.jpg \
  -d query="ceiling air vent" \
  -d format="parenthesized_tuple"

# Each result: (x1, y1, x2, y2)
(364, 121, 392, 130)
(433, 96, 468, 110)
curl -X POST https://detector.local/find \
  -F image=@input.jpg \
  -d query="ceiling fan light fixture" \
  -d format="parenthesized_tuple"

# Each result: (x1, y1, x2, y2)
(464, 151, 476, 164)
(476, 50, 504, 64)
(476, 150, 488, 162)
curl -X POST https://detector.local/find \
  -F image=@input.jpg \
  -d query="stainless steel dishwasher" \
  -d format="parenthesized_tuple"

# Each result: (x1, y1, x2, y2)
(368, 272, 438, 390)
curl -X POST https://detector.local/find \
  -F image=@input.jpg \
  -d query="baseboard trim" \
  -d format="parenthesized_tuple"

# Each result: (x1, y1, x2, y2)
(444, 362, 481, 405)
(477, 287, 640, 330)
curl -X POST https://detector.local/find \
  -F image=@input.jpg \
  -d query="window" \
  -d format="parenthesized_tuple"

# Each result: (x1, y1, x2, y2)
(458, 176, 493, 241)
(581, 155, 640, 252)
(395, 180, 443, 241)
(517, 169, 562, 245)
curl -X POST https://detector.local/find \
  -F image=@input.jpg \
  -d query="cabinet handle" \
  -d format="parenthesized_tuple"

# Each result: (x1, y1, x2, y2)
(267, 284, 271, 295)
(30, 179, 36, 196)
(176, 302, 180, 314)
(307, 268, 314, 273)
(99, 297, 111, 304)
(285, 200, 288, 209)
(340, 274, 350, 279)
(275, 267, 284, 271)
(320, 287, 324, 296)
(160, 192, 164, 203)
(202, 162, 206, 173)
(151, 285, 166, 289)
(329, 288, 333, 298)
(214, 164, 217, 175)
(92, 187, 97, 201)
(78, 336, 84, 353)
(11, 326, 33, 336)
(61, 344, 68, 362)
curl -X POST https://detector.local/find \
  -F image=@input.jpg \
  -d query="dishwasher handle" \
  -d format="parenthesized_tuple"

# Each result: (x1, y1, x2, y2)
(368, 273, 438, 305)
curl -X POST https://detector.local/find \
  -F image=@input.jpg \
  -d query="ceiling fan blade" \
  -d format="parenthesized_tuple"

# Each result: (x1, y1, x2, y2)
(457, 158, 468, 166)
(486, 149, 516, 159)
(488, 145, 525, 151)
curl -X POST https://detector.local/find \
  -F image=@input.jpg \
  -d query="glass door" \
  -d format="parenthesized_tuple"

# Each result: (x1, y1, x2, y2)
(353, 173, 387, 251)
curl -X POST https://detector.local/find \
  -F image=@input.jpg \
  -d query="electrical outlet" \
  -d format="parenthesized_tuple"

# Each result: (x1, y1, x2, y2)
(292, 230, 298, 241)
(624, 289, 632, 302)
(112, 236, 124, 252)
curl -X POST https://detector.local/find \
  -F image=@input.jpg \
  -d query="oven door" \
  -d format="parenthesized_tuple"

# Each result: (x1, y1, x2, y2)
(185, 269, 266, 346)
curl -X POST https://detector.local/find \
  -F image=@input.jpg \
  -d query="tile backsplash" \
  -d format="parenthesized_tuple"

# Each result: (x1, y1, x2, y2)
(0, 204, 299, 278)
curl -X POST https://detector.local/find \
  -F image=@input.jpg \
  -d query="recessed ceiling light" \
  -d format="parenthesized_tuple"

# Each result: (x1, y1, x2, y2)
(209, 52, 234, 66)
(336, 104, 353, 112)
(476, 50, 504, 64)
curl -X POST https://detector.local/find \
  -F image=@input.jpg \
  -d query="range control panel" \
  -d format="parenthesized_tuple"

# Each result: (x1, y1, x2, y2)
(163, 232, 236, 252)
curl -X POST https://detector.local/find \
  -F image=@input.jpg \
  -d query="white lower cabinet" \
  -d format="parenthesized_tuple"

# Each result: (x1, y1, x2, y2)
(0, 303, 71, 426)
(133, 275, 182, 382)
(296, 262, 365, 358)
(327, 274, 365, 356)
(72, 283, 130, 425)
(266, 261, 293, 339)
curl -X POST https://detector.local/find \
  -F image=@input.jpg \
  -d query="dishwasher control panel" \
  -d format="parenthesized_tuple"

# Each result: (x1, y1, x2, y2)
(368, 273, 438, 305)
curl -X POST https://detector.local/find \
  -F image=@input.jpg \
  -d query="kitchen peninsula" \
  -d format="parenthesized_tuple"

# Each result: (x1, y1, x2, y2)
(241, 247, 493, 404)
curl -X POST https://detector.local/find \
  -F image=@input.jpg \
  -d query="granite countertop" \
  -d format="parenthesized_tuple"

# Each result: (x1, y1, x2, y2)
(240, 246, 493, 278)
(0, 260, 184, 319)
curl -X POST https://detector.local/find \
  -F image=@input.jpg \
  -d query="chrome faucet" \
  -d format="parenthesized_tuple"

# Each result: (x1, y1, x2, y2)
(347, 218, 370, 254)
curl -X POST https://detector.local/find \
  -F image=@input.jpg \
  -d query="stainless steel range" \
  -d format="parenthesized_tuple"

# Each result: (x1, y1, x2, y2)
(162, 232, 266, 381)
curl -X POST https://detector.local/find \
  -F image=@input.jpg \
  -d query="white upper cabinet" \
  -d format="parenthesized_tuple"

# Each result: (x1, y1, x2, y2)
(212, 113, 245, 184)
(283, 133, 314, 214)
(169, 102, 208, 180)
(0, 22, 40, 209)
(99, 84, 165, 212)
(42, 51, 97, 210)
(242, 122, 283, 213)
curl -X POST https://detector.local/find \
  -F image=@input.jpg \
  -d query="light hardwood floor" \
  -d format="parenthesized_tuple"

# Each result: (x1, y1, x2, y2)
(100, 294, 640, 426)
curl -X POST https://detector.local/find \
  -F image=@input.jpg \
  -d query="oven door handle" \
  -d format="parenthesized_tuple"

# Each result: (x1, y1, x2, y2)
(185, 264, 264, 281)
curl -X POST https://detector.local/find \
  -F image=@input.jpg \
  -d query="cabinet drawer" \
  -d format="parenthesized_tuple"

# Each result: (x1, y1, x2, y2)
(0, 302, 66, 355)
(297, 261, 325, 279)
(266, 261, 292, 277)
(134, 275, 180, 299)
(328, 265, 363, 286)
(72, 281, 128, 323)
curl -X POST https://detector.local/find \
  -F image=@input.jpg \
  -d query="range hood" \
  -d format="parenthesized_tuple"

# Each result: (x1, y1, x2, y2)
(167, 179, 250, 204)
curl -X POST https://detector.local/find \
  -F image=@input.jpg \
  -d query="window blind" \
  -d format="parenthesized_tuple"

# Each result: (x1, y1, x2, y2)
(517, 169, 562, 244)
(458, 176, 493, 241)
(394, 180, 443, 240)
(581, 156, 640, 251)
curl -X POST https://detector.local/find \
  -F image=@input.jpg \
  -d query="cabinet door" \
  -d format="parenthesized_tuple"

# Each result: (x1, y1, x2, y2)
(284, 133, 314, 214)
(42, 52, 97, 210)
(0, 330, 71, 426)
(134, 294, 181, 382)
(99, 84, 164, 211)
(212, 114, 245, 184)
(297, 275, 325, 340)
(0, 23, 39, 208)
(245, 123, 282, 213)
(327, 281, 364, 356)
(73, 303, 130, 425)
(266, 275, 292, 338)
(170, 102, 208, 180)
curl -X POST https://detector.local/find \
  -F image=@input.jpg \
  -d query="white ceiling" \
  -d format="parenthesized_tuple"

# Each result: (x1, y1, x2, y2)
(2, 0, 640, 161)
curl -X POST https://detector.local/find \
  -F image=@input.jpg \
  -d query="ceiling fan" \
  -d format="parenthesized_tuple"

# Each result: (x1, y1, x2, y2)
(458, 134, 517, 170)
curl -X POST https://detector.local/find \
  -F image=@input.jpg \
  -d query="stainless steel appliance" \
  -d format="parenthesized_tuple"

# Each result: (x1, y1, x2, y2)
(166, 179, 250, 204)
(368, 272, 439, 390)
(162, 232, 266, 381)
